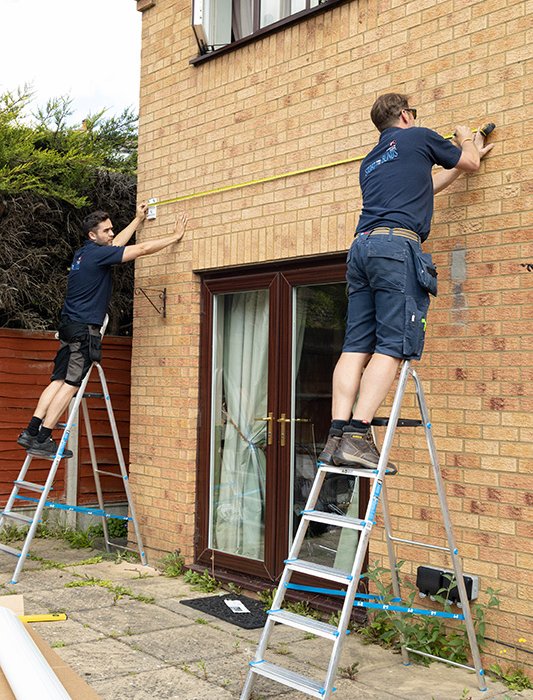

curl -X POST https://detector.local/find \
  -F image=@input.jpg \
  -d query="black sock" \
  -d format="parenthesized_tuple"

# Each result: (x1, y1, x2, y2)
(346, 419, 370, 434)
(37, 427, 52, 443)
(27, 416, 42, 437)
(329, 420, 347, 436)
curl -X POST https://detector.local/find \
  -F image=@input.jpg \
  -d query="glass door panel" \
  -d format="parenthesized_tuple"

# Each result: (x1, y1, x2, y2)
(209, 289, 269, 560)
(290, 283, 360, 570)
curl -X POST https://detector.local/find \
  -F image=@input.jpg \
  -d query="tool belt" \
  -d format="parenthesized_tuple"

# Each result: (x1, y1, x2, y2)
(58, 319, 103, 362)
(356, 227, 438, 296)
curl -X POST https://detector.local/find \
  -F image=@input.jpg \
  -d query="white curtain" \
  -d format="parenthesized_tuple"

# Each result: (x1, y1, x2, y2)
(232, 0, 253, 39)
(212, 291, 269, 559)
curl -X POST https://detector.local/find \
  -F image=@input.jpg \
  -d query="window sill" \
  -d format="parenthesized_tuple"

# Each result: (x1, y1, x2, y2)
(190, 0, 349, 66)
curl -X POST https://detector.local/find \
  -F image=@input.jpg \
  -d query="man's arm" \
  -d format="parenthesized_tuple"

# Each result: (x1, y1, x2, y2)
(121, 212, 188, 262)
(433, 126, 494, 194)
(112, 202, 148, 247)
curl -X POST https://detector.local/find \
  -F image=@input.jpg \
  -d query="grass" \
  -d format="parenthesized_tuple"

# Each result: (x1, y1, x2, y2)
(64, 575, 155, 604)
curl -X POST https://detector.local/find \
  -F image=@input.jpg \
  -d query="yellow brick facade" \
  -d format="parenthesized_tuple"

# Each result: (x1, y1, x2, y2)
(133, 0, 532, 671)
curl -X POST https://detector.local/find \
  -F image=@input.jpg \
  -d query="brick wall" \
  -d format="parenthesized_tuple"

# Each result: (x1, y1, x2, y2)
(133, 0, 531, 669)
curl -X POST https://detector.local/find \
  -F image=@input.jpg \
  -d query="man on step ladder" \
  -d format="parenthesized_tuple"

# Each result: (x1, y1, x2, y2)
(319, 93, 493, 471)
(17, 204, 188, 460)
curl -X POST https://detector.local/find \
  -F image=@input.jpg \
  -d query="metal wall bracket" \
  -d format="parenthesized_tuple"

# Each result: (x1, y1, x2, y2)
(134, 286, 167, 317)
(147, 198, 158, 220)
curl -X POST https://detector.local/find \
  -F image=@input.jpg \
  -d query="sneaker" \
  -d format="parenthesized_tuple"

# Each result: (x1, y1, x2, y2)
(17, 429, 35, 450)
(28, 437, 73, 460)
(333, 430, 397, 473)
(317, 434, 341, 465)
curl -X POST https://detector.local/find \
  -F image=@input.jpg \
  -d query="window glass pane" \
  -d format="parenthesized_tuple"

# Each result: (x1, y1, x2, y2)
(210, 290, 269, 560)
(290, 283, 359, 570)
(291, 0, 306, 13)
(260, 0, 293, 27)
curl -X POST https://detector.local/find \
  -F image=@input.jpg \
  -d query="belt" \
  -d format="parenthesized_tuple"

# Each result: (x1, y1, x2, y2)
(357, 227, 421, 243)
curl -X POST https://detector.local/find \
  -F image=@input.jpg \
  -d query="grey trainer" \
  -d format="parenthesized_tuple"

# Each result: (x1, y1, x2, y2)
(317, 434, 341, 465)
(17, 429, 35, 450)
(28, 437, 73, 460)
(333, 431, 397, 473)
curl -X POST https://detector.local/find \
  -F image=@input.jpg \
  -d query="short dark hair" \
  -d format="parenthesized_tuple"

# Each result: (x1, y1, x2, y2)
(82, 210, 110, 236)
(370, 93, 410, 132)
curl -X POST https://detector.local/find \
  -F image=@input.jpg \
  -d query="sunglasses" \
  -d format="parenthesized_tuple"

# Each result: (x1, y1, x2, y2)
(402, 107, 417, 120)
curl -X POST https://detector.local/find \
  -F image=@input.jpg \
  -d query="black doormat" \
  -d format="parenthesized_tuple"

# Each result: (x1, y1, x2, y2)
(180, 594, 268, 629)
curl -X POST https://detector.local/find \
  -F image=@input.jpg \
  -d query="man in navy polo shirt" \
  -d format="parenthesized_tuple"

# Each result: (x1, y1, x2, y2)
(319, 93, 493, 469)
(17, 204, 188, 459)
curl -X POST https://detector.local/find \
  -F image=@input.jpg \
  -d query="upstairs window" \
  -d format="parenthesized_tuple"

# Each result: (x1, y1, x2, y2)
(192, 0, 324, 54)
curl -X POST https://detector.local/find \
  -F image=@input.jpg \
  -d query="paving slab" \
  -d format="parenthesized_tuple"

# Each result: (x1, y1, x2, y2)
(62, 559, 161, 582)
(23, 581, 119, 613)
(28, 617, 105, 647)
(70, 599, 193, 637)
(54, 636, 164, 682)
(90, 665, 235, 700)
(119, 622, 244, 665)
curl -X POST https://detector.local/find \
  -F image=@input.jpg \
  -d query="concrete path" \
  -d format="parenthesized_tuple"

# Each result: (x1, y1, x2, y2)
(0, 538, 531, 700)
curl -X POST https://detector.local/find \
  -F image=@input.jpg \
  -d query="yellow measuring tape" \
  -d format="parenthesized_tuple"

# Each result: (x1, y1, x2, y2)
(149, 126, 492, 210)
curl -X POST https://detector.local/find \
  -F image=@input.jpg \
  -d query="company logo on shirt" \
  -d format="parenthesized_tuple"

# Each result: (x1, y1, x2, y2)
(364, 141, 398, 176)
(71, 254, 83, 271)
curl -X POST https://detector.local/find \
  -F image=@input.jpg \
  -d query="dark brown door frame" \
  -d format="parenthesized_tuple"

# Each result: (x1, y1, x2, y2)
(195, 256, 368, 586)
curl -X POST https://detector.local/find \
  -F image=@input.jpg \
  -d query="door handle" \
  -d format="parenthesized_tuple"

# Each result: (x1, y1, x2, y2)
(277, 414, 291, 447)
(276, 415, 312, 447)
(254, 412, 273, 445)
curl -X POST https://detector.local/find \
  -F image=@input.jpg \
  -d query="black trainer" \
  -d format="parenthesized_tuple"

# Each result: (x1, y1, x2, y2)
(317, 434, 342, 465)
(17, 429, 35, 450)
(28, 437, 73, 460)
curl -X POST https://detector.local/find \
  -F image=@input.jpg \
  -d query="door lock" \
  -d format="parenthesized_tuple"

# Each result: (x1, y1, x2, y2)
(254, 412, 273, 445)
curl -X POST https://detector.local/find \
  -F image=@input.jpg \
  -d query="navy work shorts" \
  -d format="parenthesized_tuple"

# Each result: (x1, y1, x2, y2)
(51, 321, 102, 387)
(343, 232, 431, 360)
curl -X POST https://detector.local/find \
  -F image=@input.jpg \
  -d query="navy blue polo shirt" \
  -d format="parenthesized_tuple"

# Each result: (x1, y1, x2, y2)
(61, 241, 125, 325)
(356, 126, 462, 241)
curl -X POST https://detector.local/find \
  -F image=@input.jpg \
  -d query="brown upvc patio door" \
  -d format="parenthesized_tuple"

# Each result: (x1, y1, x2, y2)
(196, 259, 366, 583)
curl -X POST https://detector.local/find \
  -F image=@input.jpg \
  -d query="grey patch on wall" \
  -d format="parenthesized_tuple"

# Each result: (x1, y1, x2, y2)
(451, 247, 467, 323)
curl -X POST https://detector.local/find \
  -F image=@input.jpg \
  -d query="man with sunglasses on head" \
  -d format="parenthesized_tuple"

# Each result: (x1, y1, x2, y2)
(320, 93, 493, 470)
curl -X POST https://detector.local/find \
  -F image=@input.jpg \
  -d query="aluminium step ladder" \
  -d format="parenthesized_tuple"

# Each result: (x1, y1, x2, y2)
(0, 339, 147, 584)
(240, 360, 486, 699)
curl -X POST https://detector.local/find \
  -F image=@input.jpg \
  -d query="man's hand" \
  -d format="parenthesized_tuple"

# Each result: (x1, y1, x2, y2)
(473, 126, 494, 160)
(453, 125, 474, 148)
(174, 212, 188, 242)
(136, 202, 148, 220)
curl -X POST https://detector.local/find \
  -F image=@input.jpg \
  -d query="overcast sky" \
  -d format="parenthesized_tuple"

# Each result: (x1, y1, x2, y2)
(1, 0, 142, 124)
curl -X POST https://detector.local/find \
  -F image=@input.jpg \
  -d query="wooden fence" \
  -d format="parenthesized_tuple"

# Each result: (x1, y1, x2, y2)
(0, 329, 132, 509)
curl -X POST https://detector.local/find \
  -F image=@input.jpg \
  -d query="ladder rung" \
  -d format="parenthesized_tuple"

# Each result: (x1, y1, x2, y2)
(95, 469, 125, 479)
(285, 559, 352, 584)
(267, 609, 344, 640)
(371, 416, 422, 427)
(302, 510, 366, 530)
(318, 464, 382, 478)
(83, 392, 104, 398)
(0, 543, 24, 557)
(14, 480, 46, 493)
(249, 660, 326, 698)
(1, 511, 33, 525)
